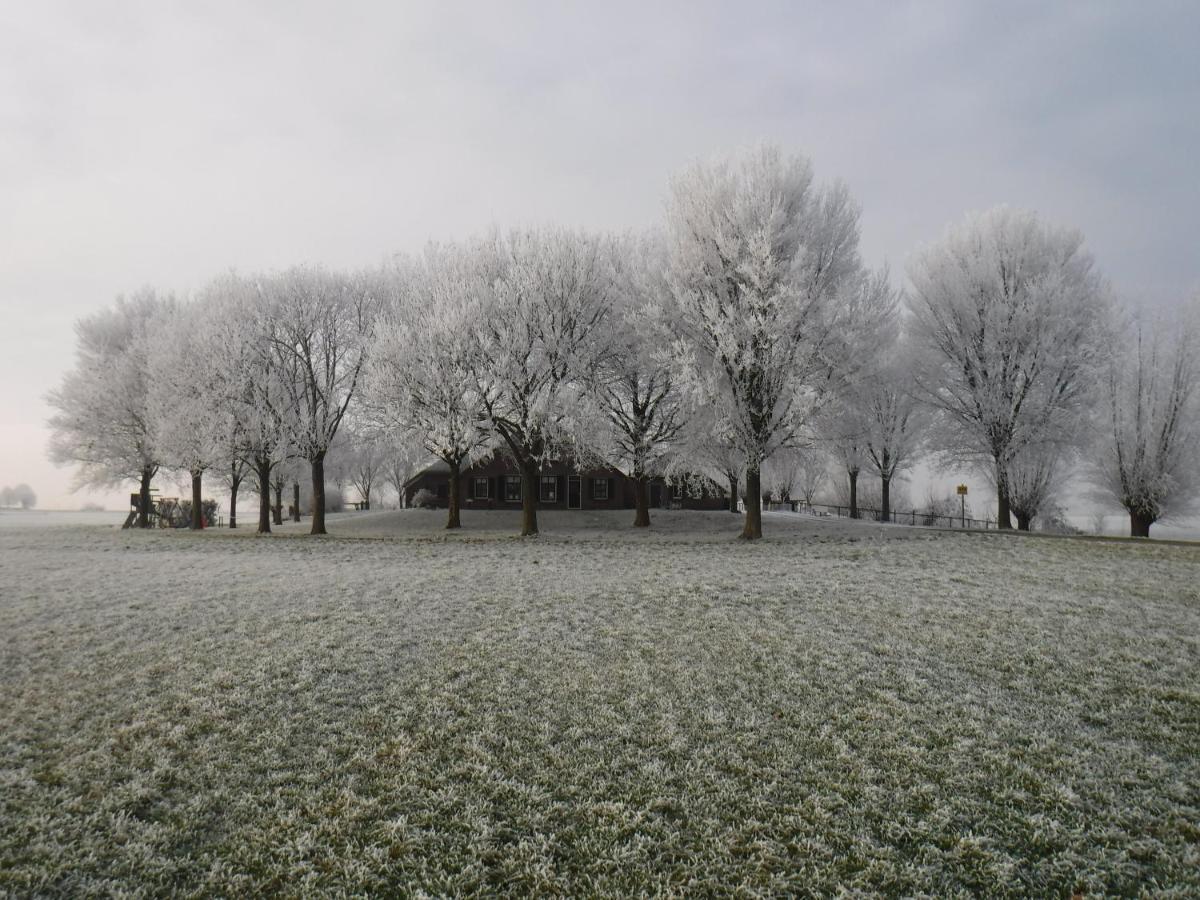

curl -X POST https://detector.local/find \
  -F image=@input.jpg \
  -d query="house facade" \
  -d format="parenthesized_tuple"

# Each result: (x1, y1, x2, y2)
(404, 454, 728, 512)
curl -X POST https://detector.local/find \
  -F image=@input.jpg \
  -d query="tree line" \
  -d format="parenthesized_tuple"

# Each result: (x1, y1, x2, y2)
(0, 484, 37, 509)
(47, 146, 1200, 539)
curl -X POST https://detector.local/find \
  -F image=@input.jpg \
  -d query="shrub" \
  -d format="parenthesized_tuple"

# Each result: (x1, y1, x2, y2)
(177, 498, 221, 527)
(921, 491, 964, 526)
(1037, 505, 1083, 535)
(412, 488, 438, 509)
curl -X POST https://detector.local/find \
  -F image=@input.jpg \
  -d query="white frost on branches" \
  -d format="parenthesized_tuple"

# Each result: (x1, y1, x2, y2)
(907, 206, 1112, 526)
(588, 232, 685, 523)
(1092, 301, 1200, 535)
(470, 228, 615, 535)
(47, 290, 174, 513)
(368, 249, 490, 470)
(257, 265, 379, 533)
(365, 247, 492, 526)
(666, 145, 871, 536)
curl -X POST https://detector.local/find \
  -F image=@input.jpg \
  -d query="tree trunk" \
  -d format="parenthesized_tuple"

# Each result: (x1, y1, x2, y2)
(997, 484, 1013, 530)
(740, 467, 762, 539)
(1016, 512, 1032, 531)
(520, 459, 539, 536)
(1130, 510, 1153, 538)
(229, 463, 240, 528)
(727, 474, 739, 513)
(256, 459, 272, 534)
(138, 466, 153, 528)
(292, 482, 301, 522)
(880, 474, 890, 523)
(446, 460, 462, 529)
(633, 473, 650, 527)
(190, 471, 203, 529)
(272, 482, 283, 526)
(848, 469, 859, 520)
(310, 454, 327, 535)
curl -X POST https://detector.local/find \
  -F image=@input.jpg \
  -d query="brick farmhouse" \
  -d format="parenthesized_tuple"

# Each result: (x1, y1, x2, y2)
(403, 454, 729, 512)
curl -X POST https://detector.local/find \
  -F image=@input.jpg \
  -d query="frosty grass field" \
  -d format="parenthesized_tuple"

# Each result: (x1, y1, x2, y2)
(1, 509, 1197, 896)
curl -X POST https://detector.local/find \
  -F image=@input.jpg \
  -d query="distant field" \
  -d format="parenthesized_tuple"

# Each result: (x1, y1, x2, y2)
(1, 511, 1197, 896)
(0, 509, 125, 529)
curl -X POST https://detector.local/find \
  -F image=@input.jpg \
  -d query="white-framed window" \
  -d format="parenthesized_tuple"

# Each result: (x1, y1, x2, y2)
(592, 478, 609, 501)
(673, 483, 685, 500)
(473, 476, 489, 500)
(540, 476, 558, 503)
(503, 475, 521, 502)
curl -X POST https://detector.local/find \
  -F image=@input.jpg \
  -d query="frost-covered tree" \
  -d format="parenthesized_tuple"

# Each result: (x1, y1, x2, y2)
(379, 432, 424, 509)
(47, 290, 173, 527)
(830, 431, 867, 519)
(907, 207, 1112, 528)
(1, 484, 37, 509)
(830, 467, 884, 512)
(328, 425, 386, 512)
(678, 419, 745, 515)
(352, 457, 378, 511)
(822, 274, 909, 520)
(183, 277, 259, 530)
(1004, 442, 1064, 532)
(197, 273, 297, 534)
(762, 447, 804, 504)
(711, 447, 746, 514)
(666, 146, 869, 539)
(825, 270, 902, 520)
(1093, 303, 1200, 537)
(794, 453, 829, 507)
(269, 462, 291, 526)
(859, 350, 928, 523)
(589, 233, 684, 527)
(148, 300, 225, 529)
(471, 229, 614, 536)
(219, 458, 251, 528)
(366, 247, 490, 529)
(259, 265, 378, 535)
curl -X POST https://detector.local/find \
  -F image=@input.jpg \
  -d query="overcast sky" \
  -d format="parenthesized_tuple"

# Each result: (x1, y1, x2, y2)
(2, 1, 1198, 511)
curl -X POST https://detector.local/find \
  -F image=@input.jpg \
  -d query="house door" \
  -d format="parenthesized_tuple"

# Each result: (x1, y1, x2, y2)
(567, 475, 581, 509)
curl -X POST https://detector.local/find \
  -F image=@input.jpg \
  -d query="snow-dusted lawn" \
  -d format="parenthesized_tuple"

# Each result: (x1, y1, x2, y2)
(1, 512, 1197, 895)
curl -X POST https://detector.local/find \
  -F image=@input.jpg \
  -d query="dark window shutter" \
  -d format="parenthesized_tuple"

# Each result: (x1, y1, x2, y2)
(467, 476, 475, 500)
(608, 477, 615, 502)
(556, 475, 565, 503)
(489, 476, 496, 501)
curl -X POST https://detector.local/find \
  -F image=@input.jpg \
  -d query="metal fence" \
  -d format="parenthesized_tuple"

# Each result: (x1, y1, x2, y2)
(764, 500, 994, 530)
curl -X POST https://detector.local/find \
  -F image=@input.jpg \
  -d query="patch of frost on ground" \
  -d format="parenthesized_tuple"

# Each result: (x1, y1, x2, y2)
(1, 513, 1197, 895)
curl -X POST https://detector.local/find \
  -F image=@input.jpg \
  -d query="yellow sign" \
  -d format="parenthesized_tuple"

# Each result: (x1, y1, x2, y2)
(956, 484, 968, 495)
